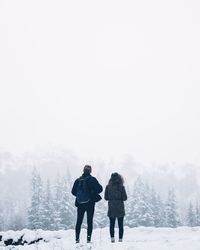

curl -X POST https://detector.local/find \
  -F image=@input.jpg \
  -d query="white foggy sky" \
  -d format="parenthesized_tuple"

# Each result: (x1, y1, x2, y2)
(0, 0, 200, 164)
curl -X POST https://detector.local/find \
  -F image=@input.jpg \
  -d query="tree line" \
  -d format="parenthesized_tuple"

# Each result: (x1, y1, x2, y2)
(1, 169, 200, 231)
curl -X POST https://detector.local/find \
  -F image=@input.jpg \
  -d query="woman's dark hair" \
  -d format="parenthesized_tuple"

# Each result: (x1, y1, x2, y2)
(108, 172, 124, 185)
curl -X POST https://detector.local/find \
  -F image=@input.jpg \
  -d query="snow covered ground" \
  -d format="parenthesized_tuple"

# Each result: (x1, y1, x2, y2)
(1, 227, 200, 250)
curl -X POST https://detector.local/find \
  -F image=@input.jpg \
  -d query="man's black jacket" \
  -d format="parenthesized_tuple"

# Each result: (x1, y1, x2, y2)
(71, 173, 103, 206)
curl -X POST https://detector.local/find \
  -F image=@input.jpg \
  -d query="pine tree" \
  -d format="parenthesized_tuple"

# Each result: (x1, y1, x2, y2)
(37, 173, 45, 229)
(28, 168, 37, 229)
(156, 194, 166, 227)
(28, 168, 44, 229)
(149, 188, 166, 227)
(94, 200, 108, 228)
(124, 185, 134, 227)
(150, 187, 161, 227)
(60, 176, 75, 229)
(66, 172, 76, 229)
(129, 179, 143, 227)
(195, 203, 200, 226)
(131, 177, 154, 227)
(41, 179, 54, 230)
(52, 173, 62, 230)
(187, 202, 196, 227)
(142, 182, 154, 226)
(165, 189, 179, 228)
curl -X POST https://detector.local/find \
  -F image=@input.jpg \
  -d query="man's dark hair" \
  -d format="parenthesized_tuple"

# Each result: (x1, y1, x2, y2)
(83, 165, 92, 174)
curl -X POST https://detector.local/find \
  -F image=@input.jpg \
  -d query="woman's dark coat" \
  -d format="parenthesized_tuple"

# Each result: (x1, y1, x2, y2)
(104, 184, 127, 218)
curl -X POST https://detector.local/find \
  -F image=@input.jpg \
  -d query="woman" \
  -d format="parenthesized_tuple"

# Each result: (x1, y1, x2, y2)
(104, 172, 127, 243)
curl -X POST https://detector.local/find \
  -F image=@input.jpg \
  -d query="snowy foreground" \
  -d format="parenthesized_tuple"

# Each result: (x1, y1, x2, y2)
(1, 227, 200, 250)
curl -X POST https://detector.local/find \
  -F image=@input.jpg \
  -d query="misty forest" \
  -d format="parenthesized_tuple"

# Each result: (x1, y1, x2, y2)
(1, 149, 200, 231)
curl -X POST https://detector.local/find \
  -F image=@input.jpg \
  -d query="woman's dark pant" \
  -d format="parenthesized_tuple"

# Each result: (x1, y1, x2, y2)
(75, 202, 95, 241)
(109, 217, 124, 239)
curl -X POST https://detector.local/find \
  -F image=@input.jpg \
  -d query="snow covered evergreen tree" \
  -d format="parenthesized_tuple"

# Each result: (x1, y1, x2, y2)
(94, 200, 108, 228)
(187, 202, 196, 227)
(60, 174, 75, 229)
(195, 203, 200, 226)
(165, 189, 179, 228)
(156, 194, 166, 227)
(28, 168, 44, 229)
(149, 187, 166, 227)
(125, 185, 134, 227)
(126, 181, 140, 227)
(131, 177, 154, 227)
(41, 179, 54, 230)
(52, 173, 62, 230)
(59, 178, 69, 229)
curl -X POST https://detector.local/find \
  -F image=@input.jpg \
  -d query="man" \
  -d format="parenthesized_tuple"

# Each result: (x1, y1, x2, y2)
(71, 165, 103, 243)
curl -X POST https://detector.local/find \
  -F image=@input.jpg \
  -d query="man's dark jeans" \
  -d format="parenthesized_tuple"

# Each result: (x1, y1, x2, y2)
(75, 202, 95, 241)
(109, 216, 124, 239)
